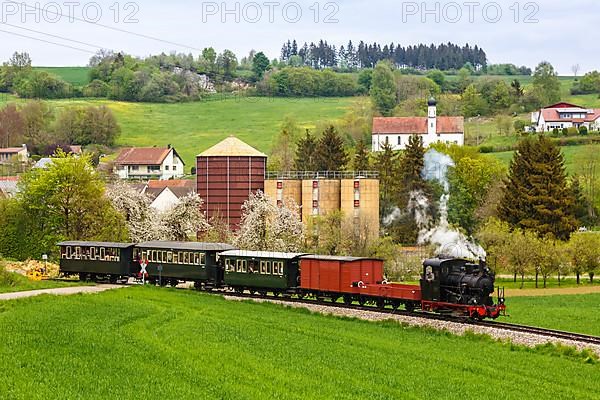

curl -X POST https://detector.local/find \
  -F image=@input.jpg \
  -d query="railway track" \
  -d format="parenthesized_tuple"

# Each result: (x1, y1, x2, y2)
(220, 290, 600, 346)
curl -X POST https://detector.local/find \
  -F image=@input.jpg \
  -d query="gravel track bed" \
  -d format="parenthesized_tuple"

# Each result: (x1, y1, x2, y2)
(224, 295, 600, 356)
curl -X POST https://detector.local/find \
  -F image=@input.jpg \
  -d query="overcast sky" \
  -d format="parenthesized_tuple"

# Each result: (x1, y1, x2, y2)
(0, 0, 595, 74)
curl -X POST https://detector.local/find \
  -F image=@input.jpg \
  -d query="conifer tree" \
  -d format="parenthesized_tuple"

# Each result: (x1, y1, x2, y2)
(570, 176, 596, 227)
(398, 134, 425, 192)
(315, 125, 348, 171)
(353, 138, 371, 171)
(374, 142, 398, 209)
(294, 129, 318, 171)
(499, 135, 577, 240)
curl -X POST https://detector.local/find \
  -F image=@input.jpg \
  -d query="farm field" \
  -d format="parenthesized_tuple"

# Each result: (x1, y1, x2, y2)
(0, 94, 356, 168)
(506, 293, 600, 337)
(0, 286, 598, 400)
(33, 67, 91, 86)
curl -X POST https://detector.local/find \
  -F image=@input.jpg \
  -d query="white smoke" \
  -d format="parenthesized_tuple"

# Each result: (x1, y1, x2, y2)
(416, 149, 486, 261)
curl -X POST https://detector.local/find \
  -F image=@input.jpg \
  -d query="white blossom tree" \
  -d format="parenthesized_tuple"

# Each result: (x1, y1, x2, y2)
(235, 191, 305, 251)
(159, 193, 210, 241)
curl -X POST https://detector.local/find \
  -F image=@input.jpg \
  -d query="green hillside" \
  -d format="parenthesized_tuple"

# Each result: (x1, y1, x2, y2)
(0, 287, 597, 399)
(0, 95, 357, 167)
(33, 67, 91, 86)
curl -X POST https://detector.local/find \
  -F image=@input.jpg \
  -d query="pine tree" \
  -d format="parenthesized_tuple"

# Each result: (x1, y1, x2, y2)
(398, 135, 425, 192)
(315, 125, 348, 171)
(499, 135, 578, 240)
(374, 142, 398, 208)
(571, 176, 596, 227)
(294, 129, 318, 171)
(353, 138, 371, 171)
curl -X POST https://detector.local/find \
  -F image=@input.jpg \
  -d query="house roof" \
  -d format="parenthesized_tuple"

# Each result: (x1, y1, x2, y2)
(147, 179, 195, 190)
(372, 117, 464, 135)
(146, 186, 195, 201)
(540, 108, 600, 123)
(0, 179, 18, 197)
(0, 147, 26, 154)
(544, 102, 582, 109)
(34, 158, 54, 169)
(115, 147, 182, 166)
(198, 136, 267, 158)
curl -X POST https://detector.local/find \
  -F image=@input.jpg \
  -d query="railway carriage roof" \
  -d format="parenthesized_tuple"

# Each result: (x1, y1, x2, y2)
(300, 255, 383, 262)
(58, 241, 134, 248)
(135, 241, 235, 251)
(219, 250, 309, 260)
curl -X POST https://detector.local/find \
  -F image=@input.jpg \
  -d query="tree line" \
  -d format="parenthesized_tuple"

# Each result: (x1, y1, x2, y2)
(0, 100, 120, 156)
(280, 40, 487, 71)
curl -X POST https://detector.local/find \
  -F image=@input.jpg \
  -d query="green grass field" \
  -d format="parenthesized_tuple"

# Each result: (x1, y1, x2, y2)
(506, 293, 600, 336)
(0, 287, 598, 399)
(33, 67, 91, 86)
(0, 265, 83, 294)
(0, 95, 356, 168)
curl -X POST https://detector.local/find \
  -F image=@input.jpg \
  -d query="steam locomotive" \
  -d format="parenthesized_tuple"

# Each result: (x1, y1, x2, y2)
(57, 241, 505, 319)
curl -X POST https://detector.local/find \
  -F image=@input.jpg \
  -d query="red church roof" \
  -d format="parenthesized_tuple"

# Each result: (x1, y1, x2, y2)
(372, 117, 464, 135)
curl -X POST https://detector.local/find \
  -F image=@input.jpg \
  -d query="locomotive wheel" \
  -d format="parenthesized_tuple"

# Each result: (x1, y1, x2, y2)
(259, 290, 267, 297)
(376, 299, 385, 310)
(109, 275, 118, 284)
(330, 296, 339, 303)
(391, 300, 400, 311)
(234, 287, 244, 294)
(405, 303, 415, 312)
(79, 273, 87, 282)
(358, 297, 367, 306)
(297, 292, 305, 300)
(273, 291, 281, 297)
(343, 295, 353, 306)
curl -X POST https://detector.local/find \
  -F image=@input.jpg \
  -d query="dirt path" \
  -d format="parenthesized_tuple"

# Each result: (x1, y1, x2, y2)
(0, 284, 125, 301)
(505, 285, 600, 297)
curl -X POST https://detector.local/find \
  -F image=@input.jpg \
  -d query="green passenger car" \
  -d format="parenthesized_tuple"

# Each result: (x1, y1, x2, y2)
(219, 250, 307, 293)
(134, 242, 235, 286)
(58, 241, 135, 282)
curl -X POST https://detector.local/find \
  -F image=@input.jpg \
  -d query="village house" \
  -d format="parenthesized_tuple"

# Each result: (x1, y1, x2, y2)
(0, 145, 28, 165)
(530, 102, 600, 132)
(114, 146, 185, 180)
(371, 98, 464, 151)
(143, 179, 196, 212)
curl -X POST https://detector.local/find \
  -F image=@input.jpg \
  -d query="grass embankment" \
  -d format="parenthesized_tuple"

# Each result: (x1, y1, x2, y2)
(0, 267, 78, 294)
(33, 67, 91, 86)
(0, 286, 598, 399)
(506, 293, 600, 336)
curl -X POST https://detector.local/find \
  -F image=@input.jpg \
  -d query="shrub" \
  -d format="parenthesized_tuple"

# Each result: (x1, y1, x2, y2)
(562, 127, 569, 136)
(479, 146, 494, 153)
(579, 126, 589, 136)
(567, 127, 579, 136)
(552, 128, 560, 136)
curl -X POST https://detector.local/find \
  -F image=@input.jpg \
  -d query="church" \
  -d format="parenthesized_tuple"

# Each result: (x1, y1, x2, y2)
(371, 98, 465, 151)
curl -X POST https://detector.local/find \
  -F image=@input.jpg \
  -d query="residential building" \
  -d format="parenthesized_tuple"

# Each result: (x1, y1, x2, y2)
(530, 102, 600, 132)
(144, 179, 196, 212)
(114, 146, 185, 180)
(372, 98, 464, 151)
(0, 145, 28, 164)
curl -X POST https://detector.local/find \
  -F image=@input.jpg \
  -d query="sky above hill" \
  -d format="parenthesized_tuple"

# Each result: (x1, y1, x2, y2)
(0, 0, 596, 74)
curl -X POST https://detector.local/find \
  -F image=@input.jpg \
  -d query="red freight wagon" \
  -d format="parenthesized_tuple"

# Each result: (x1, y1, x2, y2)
(300, 255, 384, 293)
(299, 255, 422, 309)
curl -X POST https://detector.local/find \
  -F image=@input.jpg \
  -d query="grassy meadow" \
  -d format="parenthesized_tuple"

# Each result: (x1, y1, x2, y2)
(0, 266, 81, 294)
(506, 293, 600, 336)
(0, 286, 598, 399)
(33, 67, 91, 86)
(0, 94, 357, 167)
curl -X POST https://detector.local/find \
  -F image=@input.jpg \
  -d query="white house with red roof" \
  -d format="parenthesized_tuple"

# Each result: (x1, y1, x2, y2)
(114, 146, 185, 180)
(531, 102, 600, 133)
(372, 98, 464, 151)
(0, 144, 28, 165)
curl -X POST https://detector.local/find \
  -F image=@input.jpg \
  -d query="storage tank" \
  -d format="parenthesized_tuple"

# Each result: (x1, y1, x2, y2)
(341, 178, 380, 241)
(264, 179, 302, 208)
(301, 179, 341, 221)
(196, 136, 266, 229)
